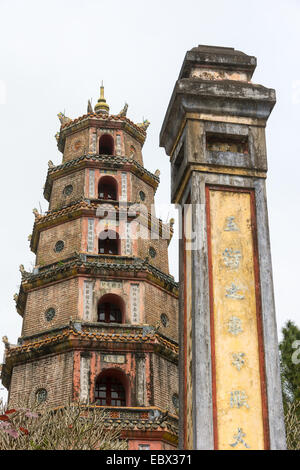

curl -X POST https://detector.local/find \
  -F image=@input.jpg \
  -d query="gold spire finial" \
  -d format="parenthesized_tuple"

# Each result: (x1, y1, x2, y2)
(94, 82, 109, 114)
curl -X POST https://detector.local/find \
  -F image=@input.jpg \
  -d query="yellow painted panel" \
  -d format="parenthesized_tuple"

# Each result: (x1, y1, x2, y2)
(209, 189, 265, 450)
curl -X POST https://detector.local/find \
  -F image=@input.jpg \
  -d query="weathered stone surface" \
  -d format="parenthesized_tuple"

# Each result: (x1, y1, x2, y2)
(160, 45, 286, 450)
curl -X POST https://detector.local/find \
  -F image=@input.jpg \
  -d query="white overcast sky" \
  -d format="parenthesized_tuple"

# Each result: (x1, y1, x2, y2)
(0, 0, 299, 402)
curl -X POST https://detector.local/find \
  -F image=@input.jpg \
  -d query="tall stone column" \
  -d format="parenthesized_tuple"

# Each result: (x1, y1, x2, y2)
(160, 45, 286, 450)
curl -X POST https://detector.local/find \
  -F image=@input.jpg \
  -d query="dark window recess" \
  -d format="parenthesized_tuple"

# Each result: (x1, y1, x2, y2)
(36, 388, 47, 403)
(206, 133, 248, 154)
(139, 191, 146, 201)
(45, 307, 55, 322)
(54, 240, 64, 252)
(97, 302, 122, 323)
(99, 134, 114, 155)
(149, 246, 156, 258)
(98, 183, 116, 200)
(98, 231, 119, 255)
(160, 313, 169, 327)
(95, 377, 126, 406)
(172, 393, 179, 409)
(98, 176, 117, 200)
(63, 184, 73, 196)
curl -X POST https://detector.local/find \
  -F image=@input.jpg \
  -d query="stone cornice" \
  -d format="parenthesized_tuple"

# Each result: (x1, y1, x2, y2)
(15, 284, 26, 317)
(30, 199, 173, 253)
(19, 323, 178, 353)
(160, 78, 276, 156)
(44, 154, 160, 201)
(16, 255, 178, 316)
(30, 199, 96, 252)
(91, 405, 178, 440)
(21, 255, 178, 290)
(1, 324, 178, 390)
(5, 325, 179, 358)
(57, 113, 147, 152)
(74, 405, 178, 439)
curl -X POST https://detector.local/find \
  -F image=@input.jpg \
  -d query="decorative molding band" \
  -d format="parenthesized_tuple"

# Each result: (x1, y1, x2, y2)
(44, 154, 159, 201)
(174, 164, 267, 204)
(30, 199, 173, 253)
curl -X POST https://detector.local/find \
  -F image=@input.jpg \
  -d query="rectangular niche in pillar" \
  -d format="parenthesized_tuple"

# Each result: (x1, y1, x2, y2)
(206, 186, 269, 450)
(206, 133, 249, 154)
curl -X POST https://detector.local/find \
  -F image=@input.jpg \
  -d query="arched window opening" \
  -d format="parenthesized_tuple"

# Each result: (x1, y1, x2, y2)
(99, 134, 114, 155)
(98, 176, 117, 201)
(98, 302, 122, 323)
(95, 376, 126, 406)
(97, 294, 124, 324)
(98, 230, 119, 255)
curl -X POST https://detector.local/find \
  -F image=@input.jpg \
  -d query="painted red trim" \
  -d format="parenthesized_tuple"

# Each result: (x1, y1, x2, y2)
(182, 194, 191, 449)
(205, 184, 270, 450)
(205, 185, 218, 450)
(249, 190, 270, 450)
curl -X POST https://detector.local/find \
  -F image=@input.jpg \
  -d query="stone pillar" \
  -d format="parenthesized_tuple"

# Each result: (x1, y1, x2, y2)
(160, 45, 286, 450)
(136, 353, 146, 406)
(80, 352, 91, 403)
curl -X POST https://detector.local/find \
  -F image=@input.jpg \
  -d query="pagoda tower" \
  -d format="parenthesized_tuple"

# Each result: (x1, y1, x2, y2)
(1, 85, 179, 450)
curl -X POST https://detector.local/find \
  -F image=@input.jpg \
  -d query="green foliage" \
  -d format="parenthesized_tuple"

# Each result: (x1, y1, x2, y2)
(279, 320, 300, 449)
(279, 320, 300, 407)
(0, 401, 127, 450)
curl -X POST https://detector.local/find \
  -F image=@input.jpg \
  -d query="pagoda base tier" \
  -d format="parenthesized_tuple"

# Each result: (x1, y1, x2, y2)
(2, 323, 179, 429)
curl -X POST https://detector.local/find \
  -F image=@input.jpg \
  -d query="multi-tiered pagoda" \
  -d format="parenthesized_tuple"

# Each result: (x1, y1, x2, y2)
(1, 85, 179, 450)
